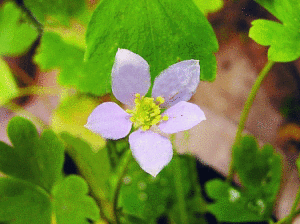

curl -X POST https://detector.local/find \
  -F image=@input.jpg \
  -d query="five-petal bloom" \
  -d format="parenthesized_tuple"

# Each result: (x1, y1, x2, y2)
(85, 49, 206, 177)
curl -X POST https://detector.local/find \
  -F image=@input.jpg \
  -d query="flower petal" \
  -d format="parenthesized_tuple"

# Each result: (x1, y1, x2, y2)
(112, 49, 151, 105)
(85, 102, 132, 139)
(129, 130, 173, 177)
(152, 60, 200, 107)
(159, 101, 206, 134)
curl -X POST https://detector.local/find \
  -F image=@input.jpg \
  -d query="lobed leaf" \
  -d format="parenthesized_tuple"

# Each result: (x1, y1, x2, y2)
(0, 58, 18, 106)
(205, 136, 282, 222)
(233, 135, 281, 201)
(52, 175, 100, 224)
(205, 179, 267, 222)
(249, 0, 300, 62)
(0, 116, 64, 193)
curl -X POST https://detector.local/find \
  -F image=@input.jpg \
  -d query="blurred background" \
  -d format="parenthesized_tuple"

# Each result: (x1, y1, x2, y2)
(1, 0, 300, 222)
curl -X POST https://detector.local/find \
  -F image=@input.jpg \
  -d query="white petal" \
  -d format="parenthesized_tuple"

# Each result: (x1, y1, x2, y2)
(152, 60, 200, 107)
(129, 130, 173, 177)
(85, 102, 132, 139)
(112, 49, 151, 105)
(159, 101, 206, 134)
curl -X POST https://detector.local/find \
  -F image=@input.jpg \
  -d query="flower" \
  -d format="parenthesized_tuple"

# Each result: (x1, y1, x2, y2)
(85, 49, 206, 177)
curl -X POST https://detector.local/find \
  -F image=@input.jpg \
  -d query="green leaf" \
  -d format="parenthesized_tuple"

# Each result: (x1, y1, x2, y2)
(59, 132, 116, 222)
(0, 116, 64, 193)
(249, 0, 300, 62)
(205, 179, 266, 222)
(23, 0, 86, 25)
(85, 0, 218, 96)
(233, 136, 281, 200)
(59, 132, 110, 199)
(35, 32, 86, 88)
(254, 0, 300, 26)
(205, 136, 282, 222)
(192, 0, 224, 15)
(168, 155, 208, 224)
(0, 177, 51, 224)
(52, 175, 100, 224)
(118, 155, 205, 222)
(0, 2, 38, 56)
(0, 58, 18, 105)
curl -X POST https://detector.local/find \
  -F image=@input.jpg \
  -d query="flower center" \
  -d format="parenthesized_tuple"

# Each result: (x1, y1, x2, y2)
(126, 93, 169, 131)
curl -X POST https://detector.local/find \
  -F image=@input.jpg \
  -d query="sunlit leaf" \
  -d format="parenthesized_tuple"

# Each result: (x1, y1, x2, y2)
(193, 0, 224, 15)
(0, 1, 38, 56)
(0, 58, 18, 105)
(249, 0, 300, 62)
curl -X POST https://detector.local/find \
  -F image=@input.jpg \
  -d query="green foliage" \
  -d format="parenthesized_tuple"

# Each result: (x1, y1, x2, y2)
(0, 177, 51, 223)
(35, 32, 86, 88)
(233, 136, 281, 201)
(0, 116, 64, 193)
(85, 0, 218, 95)
(249, 0, 300, 62)
(205, 135, 281, 222)
(60, 132, 110, 199)
(59, 132, 116, 222)
(0, 117, 100, 224)
(23, 0, 86, 25)
(205, 179, 267, 222)
(0, 58, 18, 106)
(0, 1, 38, 56)
(193, 0, 224, 15)
(118, 155, 207, 222)
(52, 175, 100, 224)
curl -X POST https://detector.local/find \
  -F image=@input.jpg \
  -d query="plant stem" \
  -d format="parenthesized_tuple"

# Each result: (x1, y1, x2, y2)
(112, 149, 132, 224)
(284, 187, 300, 224)
(4, 101, 48, 129)
(17, 86, 65, 97)
(170, 134, 189, 224)
(275, 209, 300, 224)
(227, 60, 275, 182)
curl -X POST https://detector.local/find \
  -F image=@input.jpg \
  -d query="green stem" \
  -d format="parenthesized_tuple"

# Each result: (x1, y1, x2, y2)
(275, 209, 300, 224)
(284, 187, 300, 224)
(17, 86, 65, 97)
(112, 149, 132, 224)
(4, 101, 48, 129)
(171, 134, 189, 224)
(227, 60, 275, 182)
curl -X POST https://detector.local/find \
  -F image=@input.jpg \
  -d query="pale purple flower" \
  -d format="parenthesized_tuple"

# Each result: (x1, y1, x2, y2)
(85, 49, 206, 177)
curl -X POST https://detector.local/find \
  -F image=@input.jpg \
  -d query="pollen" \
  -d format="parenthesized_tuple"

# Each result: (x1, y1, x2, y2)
(126, 94, 169, 130)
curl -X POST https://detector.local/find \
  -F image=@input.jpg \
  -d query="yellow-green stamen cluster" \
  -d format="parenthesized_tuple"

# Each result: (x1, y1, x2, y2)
(126, 93, 169, 131)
